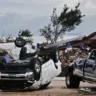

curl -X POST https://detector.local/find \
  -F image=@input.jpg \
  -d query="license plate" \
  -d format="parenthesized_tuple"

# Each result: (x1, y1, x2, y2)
(9, 74, 16, 77)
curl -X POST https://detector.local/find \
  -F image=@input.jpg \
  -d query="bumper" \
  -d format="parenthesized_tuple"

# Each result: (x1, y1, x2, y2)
(0, 72, 34, 83)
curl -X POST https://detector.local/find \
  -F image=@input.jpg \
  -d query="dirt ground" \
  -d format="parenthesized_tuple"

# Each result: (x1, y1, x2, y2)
(0, 80, 96, 96)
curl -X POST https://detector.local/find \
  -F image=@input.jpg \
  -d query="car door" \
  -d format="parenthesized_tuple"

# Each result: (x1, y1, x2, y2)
(84, 50, 96, 80)
(73, 58, 86, 77)
(84, 59, 95, 74)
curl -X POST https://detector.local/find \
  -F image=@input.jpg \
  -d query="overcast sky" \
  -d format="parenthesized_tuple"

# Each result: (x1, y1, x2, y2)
(0, 0, 96, 43)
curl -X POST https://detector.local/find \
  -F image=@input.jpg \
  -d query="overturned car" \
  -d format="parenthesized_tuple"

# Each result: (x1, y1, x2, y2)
(65, 49, 96, 88)
(0, 38, 61, 90)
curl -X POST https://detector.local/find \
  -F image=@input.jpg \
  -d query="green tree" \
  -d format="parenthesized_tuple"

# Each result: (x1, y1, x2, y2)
(40, 3, 85, 43)
(18, 29, 33, 42)
(18, 29, 32, 37)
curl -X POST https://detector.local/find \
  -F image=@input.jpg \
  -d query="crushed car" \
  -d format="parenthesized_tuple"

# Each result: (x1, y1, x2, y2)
(65, 49, 96, 88)
(0, 37, 61, 90)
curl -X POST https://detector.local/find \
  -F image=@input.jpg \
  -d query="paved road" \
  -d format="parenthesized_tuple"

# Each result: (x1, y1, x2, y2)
(0, 80, 96, 96)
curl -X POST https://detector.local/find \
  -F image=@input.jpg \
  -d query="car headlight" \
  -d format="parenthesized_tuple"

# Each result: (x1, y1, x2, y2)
(25, 72, 34, 81)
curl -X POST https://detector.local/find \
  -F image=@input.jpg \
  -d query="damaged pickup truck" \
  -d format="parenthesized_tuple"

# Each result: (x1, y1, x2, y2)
(65, 49, 96, 88)
(0, 37, 61, 90)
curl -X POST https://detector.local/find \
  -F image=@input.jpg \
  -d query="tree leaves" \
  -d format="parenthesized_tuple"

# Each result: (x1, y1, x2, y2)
(18, 29, 33, 37)
(40, 3, 85, 44)
(59, 3, 85, 32)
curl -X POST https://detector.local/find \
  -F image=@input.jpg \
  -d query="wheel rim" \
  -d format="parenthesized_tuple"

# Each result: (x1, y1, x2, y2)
(66, 75, 70, 85)
(35, 61, 41, 73)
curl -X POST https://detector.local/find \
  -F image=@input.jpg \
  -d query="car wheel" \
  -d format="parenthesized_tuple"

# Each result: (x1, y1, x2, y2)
(66, 74, 80, 88)
(30, 58, 41, 81)
(40, 82, 50, 89)
(14, 37, 26, 48)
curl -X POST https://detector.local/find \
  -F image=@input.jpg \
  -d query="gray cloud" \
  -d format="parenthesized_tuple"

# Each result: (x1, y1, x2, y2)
(65, 14, 96, 36)
(0, 12, 49, 36)
(80, 0, 96, 16)
(0, 0, 96, 43)
(0, 0, 79, 17)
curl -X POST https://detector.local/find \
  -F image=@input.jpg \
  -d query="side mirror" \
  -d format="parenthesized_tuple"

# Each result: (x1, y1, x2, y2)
(14, 37, 26, 47)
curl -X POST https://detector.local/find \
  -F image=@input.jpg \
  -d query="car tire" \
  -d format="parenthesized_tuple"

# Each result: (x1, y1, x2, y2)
(40, 82, 50, 89)
(14, 37, 26, 48)
(30, 58, 41, 81)
(66, 74, 80, 88)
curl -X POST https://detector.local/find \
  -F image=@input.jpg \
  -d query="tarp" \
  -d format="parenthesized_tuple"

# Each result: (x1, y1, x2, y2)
(0, 43, 15, 50)
(0, 43, 36, 60)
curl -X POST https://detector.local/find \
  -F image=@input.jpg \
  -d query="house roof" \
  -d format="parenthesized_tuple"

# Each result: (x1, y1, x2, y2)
(45, 36, 84, 49)
(45, 31, 96, 50)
